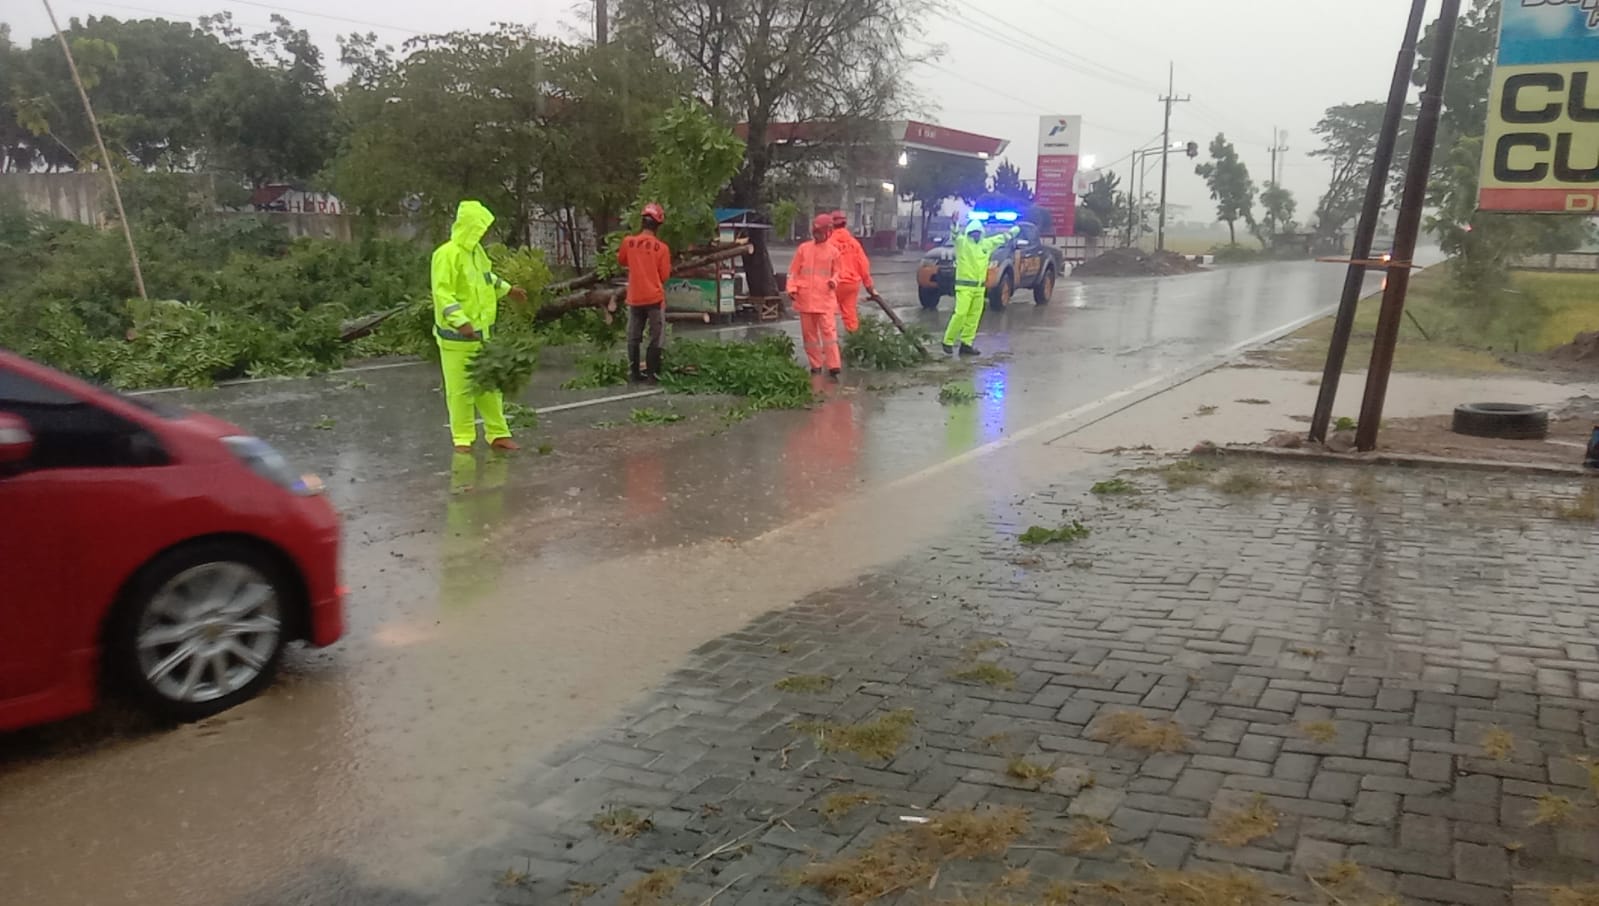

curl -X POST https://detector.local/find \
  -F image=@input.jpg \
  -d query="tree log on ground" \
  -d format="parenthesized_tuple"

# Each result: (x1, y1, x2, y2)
(534, 244, 754, 323)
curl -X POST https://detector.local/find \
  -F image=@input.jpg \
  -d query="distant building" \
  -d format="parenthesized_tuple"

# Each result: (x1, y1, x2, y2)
(738, 120, 1008, 249)
(250, 184, 345, 215)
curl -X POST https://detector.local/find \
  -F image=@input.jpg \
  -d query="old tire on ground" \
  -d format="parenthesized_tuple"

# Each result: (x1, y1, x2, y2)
(918, 287, 943, 310)
(109, 540, 292, 722)
(1033, 267, 1056, 305)
(989, 272, 1014, 310)
(1451, 403, 1549, 440)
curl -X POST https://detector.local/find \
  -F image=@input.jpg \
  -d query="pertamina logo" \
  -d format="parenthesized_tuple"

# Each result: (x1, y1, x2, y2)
(1047, 119, 1072, 137)
(1524, 0, 1599, 29)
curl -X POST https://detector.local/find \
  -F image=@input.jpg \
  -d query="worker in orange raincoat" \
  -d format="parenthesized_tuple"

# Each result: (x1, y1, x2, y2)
(787, 214, 842, 377)
(617, 202, 673, 383)
(827, 210, 876, 333)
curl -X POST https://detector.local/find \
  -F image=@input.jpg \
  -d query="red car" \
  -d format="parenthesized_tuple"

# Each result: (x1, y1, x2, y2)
(0, 351, 344, 731)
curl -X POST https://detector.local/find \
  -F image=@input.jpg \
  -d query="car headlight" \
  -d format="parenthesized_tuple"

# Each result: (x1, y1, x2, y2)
(223, 436, 323, 496)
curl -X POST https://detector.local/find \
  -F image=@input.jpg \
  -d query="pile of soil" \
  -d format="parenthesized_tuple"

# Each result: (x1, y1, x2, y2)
(1074, 248, 1205, 278)
(1547, 331, 1599, 364)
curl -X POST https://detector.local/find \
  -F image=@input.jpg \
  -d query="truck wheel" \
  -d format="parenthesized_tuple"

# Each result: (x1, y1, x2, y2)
(918, 287, 943, 310)
(989, 273, 1014, 310)
(1033, 268, 1056, 305)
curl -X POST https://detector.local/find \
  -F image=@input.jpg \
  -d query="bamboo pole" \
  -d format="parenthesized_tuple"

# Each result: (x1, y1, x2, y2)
(42, 0, 147, 300)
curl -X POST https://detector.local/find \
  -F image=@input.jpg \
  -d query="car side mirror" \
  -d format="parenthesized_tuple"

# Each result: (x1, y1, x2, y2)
(0, 413, 34, 467)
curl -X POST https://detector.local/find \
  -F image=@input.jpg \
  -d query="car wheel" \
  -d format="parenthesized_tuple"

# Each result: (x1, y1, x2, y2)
(1451, 403, 1550, 440)
(110, 542, 290, 722)
(1033, 268, 1056, 305)
(918, 287, 943, 310)
(989, 273, 1014, 310)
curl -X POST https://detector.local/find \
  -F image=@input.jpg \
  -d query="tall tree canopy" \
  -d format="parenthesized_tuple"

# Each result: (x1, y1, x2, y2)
(616, 0, 932, 206)
(2, 14, 336, 184)
(1194, 133, 1255, 246)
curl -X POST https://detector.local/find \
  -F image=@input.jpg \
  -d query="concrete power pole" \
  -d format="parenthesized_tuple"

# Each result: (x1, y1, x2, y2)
(596, 0, 608, 44)
(1157, 63, 1190, 253)
(1269, 128, 1290, 186)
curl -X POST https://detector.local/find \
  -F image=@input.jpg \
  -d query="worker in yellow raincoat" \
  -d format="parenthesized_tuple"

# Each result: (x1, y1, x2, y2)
(432, 200, 527, 452)
(942, 217, 1018, 357)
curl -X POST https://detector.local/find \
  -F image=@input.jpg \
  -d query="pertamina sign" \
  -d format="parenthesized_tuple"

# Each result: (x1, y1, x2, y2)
(1035, 116, 1082, 236)
(1480, 0, 1599, 212)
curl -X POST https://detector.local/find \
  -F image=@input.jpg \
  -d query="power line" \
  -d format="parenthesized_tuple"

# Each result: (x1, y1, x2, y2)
(949, 12, 1155, 96)
(75, 0, 431, 35)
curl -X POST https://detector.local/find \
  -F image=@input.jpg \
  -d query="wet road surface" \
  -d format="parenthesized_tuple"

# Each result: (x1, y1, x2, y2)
(0, 261, 1386, 904)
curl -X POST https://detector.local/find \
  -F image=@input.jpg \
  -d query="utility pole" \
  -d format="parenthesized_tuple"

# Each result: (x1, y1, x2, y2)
(1157, 63, 1190, 253)
(1308, 0, 1429, 444)
(595, 0, 608, 44)
(1355, 0, 1461, 452)
(1268, 128, 1289, 186)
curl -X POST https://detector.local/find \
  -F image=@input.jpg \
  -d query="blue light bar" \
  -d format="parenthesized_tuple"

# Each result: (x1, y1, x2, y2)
(993, 211, 1019, 222)
(971, 210, 991, 220)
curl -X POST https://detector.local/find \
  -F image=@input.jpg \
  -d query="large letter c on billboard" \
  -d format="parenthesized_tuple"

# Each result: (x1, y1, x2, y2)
(1502, 73, 1564, 124)
(1494, 133, 1551, 182)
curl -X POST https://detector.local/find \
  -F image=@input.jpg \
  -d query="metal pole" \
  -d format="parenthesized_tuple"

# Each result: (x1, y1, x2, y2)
(42, 0, 146, 300)
(1156, 64, 1190, 253)
(1308, 0, 1429, 443)
(1355, 0, 1460, 453)
(595, 0, 608, 43)
(1158, 65, 1173, 253)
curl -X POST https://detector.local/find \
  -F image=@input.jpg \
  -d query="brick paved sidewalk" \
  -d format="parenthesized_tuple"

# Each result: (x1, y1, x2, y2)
(478, 461, 1599, 906)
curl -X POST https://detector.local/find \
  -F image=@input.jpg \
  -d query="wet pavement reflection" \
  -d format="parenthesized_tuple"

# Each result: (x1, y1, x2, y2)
(0, 260, 1391, 904)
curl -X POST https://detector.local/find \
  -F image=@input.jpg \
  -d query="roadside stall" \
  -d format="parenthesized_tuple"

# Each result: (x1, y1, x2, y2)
(665, 209, 783, 323)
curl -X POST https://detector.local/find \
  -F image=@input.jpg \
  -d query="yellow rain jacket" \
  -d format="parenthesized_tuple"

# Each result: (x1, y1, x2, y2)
(953, 223, 1019, 288)
(432, 201, 511, 349)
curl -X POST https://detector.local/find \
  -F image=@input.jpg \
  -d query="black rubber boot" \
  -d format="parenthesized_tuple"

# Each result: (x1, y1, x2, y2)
(828, 368, 841, 382)
(959, 343, 982, 357)
(941, 343, 955, 355)
(645, 347, 663, 385)
(627, 342, 643, 384)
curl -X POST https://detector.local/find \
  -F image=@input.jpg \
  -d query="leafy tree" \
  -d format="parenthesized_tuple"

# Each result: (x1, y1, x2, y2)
(990, 159, 1032, 202)
(618, 0, 931, 206)
(2, 14, 335, 183)
(1194, 134, 1256, 246)
(1307, 101, 1412, 245)
(333, 26, 553, 242)
(536, 36, 687, 260)
(1082, 172, 1120, 230)
(1414, 0, 1500, 154)
(1428, 136, 1590, 297)
(898, 150, 985, 239)
(196, 14, 340, 186)
(1257, 182, 1297, 240)
(625, 100, 745, 253)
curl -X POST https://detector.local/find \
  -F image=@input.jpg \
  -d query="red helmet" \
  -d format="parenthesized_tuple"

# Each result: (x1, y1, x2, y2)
(811, 213, 834, 232)
(642, 202, 665, 223)
(831, 209, 847, 227)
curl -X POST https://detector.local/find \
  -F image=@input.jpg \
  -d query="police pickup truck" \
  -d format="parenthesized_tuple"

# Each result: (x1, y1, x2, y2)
(916, 214, 1064, 310)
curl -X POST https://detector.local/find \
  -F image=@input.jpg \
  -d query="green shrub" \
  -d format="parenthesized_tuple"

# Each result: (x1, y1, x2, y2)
(842, 317, 931, 370)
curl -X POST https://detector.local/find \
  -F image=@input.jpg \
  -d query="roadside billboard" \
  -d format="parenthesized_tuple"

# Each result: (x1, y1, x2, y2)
(1036, 116, 1082, 236)
(1479, 1, 1599, 212)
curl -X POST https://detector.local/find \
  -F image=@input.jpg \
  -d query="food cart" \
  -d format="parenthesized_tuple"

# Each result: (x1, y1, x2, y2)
(664, 209, 782, 323)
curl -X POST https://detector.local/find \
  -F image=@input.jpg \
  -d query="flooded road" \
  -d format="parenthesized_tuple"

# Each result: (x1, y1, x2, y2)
(0, 261, 1382, 904)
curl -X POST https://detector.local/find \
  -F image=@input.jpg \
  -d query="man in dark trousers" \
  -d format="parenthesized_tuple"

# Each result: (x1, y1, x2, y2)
(616, 203, 673, 383)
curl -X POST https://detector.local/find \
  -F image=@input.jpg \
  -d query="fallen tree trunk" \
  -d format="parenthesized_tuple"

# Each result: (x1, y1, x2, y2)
(534, 244, 755, 323)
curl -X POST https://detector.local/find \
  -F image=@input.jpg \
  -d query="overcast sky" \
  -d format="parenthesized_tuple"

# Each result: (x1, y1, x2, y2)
(7, 0, 1440, 221)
